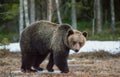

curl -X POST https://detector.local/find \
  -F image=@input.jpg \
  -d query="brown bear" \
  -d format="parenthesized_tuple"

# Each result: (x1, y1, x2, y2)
(20, 20, 87, 73)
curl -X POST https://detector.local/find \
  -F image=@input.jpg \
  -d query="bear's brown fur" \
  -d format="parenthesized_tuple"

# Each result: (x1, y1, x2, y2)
(20, 20, 87, 73)
(68, 30, 87, 52)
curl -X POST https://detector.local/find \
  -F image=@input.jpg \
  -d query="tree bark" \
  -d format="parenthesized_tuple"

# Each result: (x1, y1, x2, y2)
(110, 0, 115, 32)
(30, 0, 35, 23)
(55, 0, 62, 24)
(92, 0, 96, 36)
(47, 0, 52, 21)
(96, 0, 102, 33)
(19, 0, 24, 35)
(71, 0, 77, 29)
(23, 0, 29, 27)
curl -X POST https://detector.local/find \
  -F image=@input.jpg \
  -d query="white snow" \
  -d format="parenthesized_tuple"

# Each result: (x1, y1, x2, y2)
(70, 41, 120, 54)
(0, 43, 20, 52)
(0, 41, 120, 54)
(12, 70, 61, 74)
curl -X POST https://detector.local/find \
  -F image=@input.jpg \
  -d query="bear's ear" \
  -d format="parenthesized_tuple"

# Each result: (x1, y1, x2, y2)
(68, 29, 74, 36)
(82, 31, 87, 37)
(59, 24, 71, 31)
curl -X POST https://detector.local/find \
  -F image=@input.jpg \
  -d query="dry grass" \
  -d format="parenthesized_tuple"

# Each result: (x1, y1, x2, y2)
(70, 50, 120, 59)
(0, 49, 10, 58)
(0, 51, 120, 77)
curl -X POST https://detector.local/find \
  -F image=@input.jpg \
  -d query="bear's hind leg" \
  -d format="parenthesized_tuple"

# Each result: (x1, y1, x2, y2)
(47, 52, 54, 72)
(21, 54, 36, 72)
(33, 53, 48, 71)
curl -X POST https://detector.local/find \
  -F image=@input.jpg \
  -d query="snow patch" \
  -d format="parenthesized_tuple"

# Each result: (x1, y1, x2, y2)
(70, 41, 120, 54)
(12, 70, 61, 74)
(0, 43, 20, 52)
(0, 41, 120, 54)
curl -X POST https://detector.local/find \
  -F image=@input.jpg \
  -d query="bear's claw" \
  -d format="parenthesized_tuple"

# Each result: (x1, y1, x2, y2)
(21, 69, 37, 73)
(34, 67, 43, 71)
(47, 69, 54, 72)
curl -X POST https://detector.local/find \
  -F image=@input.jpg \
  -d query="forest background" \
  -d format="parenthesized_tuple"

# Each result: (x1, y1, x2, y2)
(0, 0, 120, 43)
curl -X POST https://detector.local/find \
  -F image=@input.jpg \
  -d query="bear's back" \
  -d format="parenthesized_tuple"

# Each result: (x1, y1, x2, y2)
(20, 20, 59, 54)
(23, 20, 58, 35)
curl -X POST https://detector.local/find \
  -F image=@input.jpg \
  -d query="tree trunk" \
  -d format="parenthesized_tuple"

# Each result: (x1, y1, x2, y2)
(110, 0, 115, 32)
(19, 0, 24, 35)
(92, 0, 96, 36)
(96, 0, 102, 33)
(47, 0, 52, 21)
(71, 0, 77, 29)
(23, 0, 29, 27)
(30, 0, 35, 23)
(55, 0, 62, 24)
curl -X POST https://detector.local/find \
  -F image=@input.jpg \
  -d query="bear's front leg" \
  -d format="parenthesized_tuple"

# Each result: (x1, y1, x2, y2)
(53, 52, 69, 73)
(47, 52, 54, 72)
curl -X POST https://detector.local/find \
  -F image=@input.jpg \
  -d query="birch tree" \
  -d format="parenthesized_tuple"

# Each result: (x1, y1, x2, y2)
(23, 0, 29, 27)
(47, 0, 52, 21)
(55, 0, 62, 24)
(71, 0, 77, 29)
(19, 0, 24, 35)
(92, 0, 96, 36)
(110, 0, 115, 32)
(96, 0, 102, 33)
(30, 0, 35, 23)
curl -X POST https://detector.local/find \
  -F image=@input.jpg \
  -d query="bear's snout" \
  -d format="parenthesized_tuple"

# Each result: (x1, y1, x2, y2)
(75, 49, 79, 52)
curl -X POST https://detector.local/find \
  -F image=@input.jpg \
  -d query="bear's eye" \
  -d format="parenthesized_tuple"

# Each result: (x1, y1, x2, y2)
(73, 41, 77, 45)
(79, 42, 83, 46)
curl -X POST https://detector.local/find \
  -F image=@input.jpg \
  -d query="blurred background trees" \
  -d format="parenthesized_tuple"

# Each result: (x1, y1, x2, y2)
(0, 0, 120, 42)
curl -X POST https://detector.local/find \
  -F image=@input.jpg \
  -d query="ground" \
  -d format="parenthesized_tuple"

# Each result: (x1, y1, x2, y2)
(0, 51, 120, 77)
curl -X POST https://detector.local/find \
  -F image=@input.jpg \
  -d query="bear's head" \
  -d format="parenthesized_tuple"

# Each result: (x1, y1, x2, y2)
(67, 30, 87, 52)
(51, 24, 87, 52)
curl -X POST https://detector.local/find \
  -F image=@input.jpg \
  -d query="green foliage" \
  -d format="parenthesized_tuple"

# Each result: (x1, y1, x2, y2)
(4, 4, 19, 20)
(77, 21, 120, 41)
(62, 20, 120, 40)
(0, 38, 9, 50)
(88, 32, 120, 41)
(0, 30, 19, 42)
(77, 20, 92, 31)
(1, 38, 9, 45)
(67, 1, 90, 10)
(0, 0, 119, 42)
(0, 3, 19, 26)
